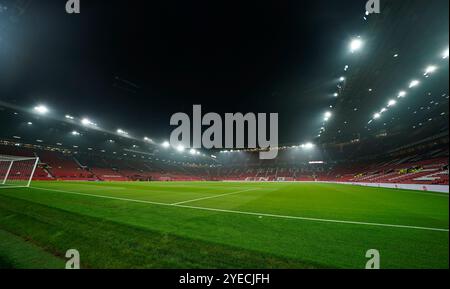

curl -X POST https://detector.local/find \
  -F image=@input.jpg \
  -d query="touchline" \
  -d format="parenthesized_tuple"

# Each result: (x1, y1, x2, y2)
(170, 105, 279, 159)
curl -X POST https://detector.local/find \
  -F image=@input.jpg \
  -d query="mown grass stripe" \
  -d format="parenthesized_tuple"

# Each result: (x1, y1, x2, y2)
(30, 186, 449, 233)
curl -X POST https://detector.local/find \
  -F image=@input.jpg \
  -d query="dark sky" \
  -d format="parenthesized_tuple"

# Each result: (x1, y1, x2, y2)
(1, 0, 374, 144)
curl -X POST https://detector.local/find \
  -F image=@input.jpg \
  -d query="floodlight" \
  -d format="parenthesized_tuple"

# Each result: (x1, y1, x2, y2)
(81, 118, 94, 126)
(161, 141, 170, 148)
(373, 113, 381, 119)
(65, 115, 74, 120)
(27, 122, 33, 125)
(34, 105, 49, 114)
(189, 149, 196, 155)
(301, 142, 314, 149)
(380, 108, 387, 113)
(349, 38, 363, 53)
(339, 76, 345, 82)
(71, 131, 80, 136)
(443, 48, 449, 59)
(409, 80, 420, 88)
(398, 91, 406, 98)
(176, 145, 185, 152)
(324, 111, 332, 118)
(424, 65, 437, 75)
(333, 93, 339, 97)
(387, 100, 397, 107)
(117, 129, 128, 135)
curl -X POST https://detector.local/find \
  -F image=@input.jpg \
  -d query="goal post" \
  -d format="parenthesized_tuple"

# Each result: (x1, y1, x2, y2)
(0, 155, 40, 188)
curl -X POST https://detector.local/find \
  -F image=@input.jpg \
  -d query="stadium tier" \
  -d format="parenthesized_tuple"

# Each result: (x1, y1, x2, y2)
(0, 142, 447, 185)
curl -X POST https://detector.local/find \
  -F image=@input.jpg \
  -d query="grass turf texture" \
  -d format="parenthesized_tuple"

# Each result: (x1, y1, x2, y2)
(0, 181, 448, 269)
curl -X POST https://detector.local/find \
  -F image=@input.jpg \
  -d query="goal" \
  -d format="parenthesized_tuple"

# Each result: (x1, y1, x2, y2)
(0, 155, 40, 188)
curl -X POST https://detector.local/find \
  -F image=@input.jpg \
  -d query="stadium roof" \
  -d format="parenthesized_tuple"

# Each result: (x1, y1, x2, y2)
(0, 0, 448, 156)
(317, 0, 449, 144)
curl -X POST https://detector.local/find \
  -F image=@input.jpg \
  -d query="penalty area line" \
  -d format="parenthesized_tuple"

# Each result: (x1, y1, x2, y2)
(29, 186, 449, 233)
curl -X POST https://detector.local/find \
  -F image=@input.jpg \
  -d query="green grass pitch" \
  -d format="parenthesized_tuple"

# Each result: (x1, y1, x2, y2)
(0, 181, 448, 269)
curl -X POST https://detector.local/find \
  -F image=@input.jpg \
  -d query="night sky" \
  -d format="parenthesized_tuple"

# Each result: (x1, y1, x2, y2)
(0, 0, 445, 145)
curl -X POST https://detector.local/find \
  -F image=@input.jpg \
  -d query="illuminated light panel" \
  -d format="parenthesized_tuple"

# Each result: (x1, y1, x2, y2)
(424, 65, 437, 75)
(409, 80, 420, 88)
(34, 105, 49, 114)
(117, 129, 129, 135)
(443, 48, 449, 59)
(398, 91, 407, 98)
(349, 38, 363, 53)
(387, 100, 397, 107)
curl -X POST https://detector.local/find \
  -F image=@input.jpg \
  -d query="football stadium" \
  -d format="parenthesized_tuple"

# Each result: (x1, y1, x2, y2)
(0, 0, 449, 272)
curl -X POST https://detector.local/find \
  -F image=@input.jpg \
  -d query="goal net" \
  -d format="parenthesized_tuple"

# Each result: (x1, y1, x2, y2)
(0, 155, 39, 188)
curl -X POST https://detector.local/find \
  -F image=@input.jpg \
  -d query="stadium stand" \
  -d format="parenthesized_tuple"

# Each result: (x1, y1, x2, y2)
(1, 142, 447, 185)
(36, 150, 96, 180)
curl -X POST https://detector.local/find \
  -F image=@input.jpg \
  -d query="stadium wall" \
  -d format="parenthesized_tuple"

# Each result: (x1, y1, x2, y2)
(320, 182, 449, 193)
(222, 180, 449, 193)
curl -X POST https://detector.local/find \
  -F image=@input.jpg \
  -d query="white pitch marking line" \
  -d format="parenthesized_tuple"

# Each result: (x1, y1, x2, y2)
(29, 186, 170, 205)
(171, 188, 258, 205)
(28, 186, 449, 232)
(175, 204, 450, 232)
